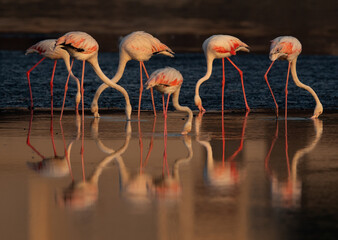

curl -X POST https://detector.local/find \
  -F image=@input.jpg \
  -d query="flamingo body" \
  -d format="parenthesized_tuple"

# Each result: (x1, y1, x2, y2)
(146, 67, 193, 134)
(91, 31, 174, 118)
(55, 31, 99, 60)
(195, 35, 250, 112)
(27, 156, 70, 178)
(122, 31, 174, 61)
(26, 39, 81, 112)
(146, 67, 183, 94)
(203, 35, 249, 59)
(264, 36, 323, 118)
(56, 31, 132, 120)
(26, 39, 68, 59)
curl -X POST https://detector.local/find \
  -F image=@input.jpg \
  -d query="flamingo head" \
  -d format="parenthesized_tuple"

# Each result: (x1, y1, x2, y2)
(311, 102, 323, 119)
(181, 121, 192, 135)
(194, 95, 205, 112)
(269, 46, 288, 61)
(125, 104, 132, 121)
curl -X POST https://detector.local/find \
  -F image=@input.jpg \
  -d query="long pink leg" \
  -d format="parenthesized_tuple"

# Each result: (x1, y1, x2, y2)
(144, 116, 156, 167)
(222, 58, 225, 113)
(138, 62, 144, 118)
(50, 117, 57, 157)
(163, 128, 169, 177)
(285, 62, 291, 119)
(138, 118, 144, 174)
(162, 94, 166, 118)
(264, 120, 279, 177)
(26, 110, 45, 159)
(227, 111, 249, 162)
(222, 104, 226, 165)
(60, 58, 75, 121)
(26, 57, 46, 109)
(285, 117, 291, 177)
(264, 61, 279, 117)
(60, 121, 74, 181)
(162, 94, 171, 119)
(141, 62, 157, 116)
(163, 101, 169, 177)
(80, 60, 86, 182)
(166, 94, 170, 113)
(50, 60, 57, 118)
(226, 57, 250, 112)
(221, 58, 226, 165)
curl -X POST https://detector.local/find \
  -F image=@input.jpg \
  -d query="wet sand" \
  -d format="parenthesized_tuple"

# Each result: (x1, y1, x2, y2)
(0, 111, 338, 240)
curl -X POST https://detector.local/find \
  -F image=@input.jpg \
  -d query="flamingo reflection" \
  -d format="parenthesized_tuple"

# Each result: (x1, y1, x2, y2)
(195, 112, 248, 190)
(152, 109, 193, 199)
(26, 112, 80, 179)
(58, 119, 131, 210)
(113, 117, 156, 204)
(152, 134, 193, 200)
(265, 118, 323, 208)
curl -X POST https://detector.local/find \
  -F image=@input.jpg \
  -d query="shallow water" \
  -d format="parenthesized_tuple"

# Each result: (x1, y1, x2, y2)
(0, 112, 338, 240)
(0, 51, 337, 111)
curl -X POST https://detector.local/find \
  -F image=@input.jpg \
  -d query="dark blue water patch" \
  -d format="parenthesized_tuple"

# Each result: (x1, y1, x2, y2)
(0, 51, 337, 111)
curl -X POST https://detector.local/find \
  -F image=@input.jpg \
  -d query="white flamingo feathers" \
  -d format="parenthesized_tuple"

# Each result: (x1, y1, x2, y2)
(55, 31, 132, 121)
(264, 36, 323, 118)
(146, 67, 193, 135)
(26, 39, 81, 116)
(91, 31, 174, 118)
(194, 35, 250, 113)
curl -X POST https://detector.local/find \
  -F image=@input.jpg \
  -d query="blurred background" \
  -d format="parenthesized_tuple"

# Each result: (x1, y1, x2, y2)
(1, 0, 337, 54)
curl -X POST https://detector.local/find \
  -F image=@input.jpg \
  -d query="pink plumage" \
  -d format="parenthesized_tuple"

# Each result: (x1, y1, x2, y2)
(194, 34, 250, 113)
(146, 67, 183, 93)
(269, 36, 302, 62)
(264, 36, 323, 118)
(122, 31, 174, 61)
(146, 67, 193, 135)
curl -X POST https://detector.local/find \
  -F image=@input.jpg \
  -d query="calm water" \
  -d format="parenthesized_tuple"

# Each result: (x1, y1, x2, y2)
(0, 50, 337, 111)
(0, 112, 338, 240)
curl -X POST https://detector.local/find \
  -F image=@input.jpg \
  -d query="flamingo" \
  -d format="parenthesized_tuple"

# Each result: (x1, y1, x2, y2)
(55, 31, 132, 121)
(26, 111, 80, 179)
(26, 39, 81, 115)
(145, 67, 193, 135)
(91, 31, 175, 118)
(265, 118, 323, 208)
(194, 35, 250, 113)
(58, 120, 131, 210)
(264, 36, 323, 118)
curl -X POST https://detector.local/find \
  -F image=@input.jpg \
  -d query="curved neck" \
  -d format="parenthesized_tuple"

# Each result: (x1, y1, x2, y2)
(172, 137, 193, 179)
(62, 55, 80, 88)
(172, 88, 193, 128)
(195, 55, 214, 96)
(88, 54, 131, 116)
(290, 57, 321, 107)
(291, 119, 323, 181)
(91, 54, 129, 106)
(111, 50, 130, 83)
(199, 140, 214, 170)
(89, 126, 131, 185)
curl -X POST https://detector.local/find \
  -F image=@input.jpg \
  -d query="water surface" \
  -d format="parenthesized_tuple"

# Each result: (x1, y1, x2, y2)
(0, 112, 337, 239)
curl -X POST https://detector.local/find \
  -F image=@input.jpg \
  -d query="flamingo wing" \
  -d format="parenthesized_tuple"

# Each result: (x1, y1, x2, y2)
(210, 35, 249, 55)
(124, 31, 174, 57)
(56, 31, 98, 54)
(146, 67, 183, 89)
(25, 39, 56, 55)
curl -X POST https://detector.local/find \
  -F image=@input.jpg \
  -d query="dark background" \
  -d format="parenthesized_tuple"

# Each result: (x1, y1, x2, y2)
(0, 0, 337, 54)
